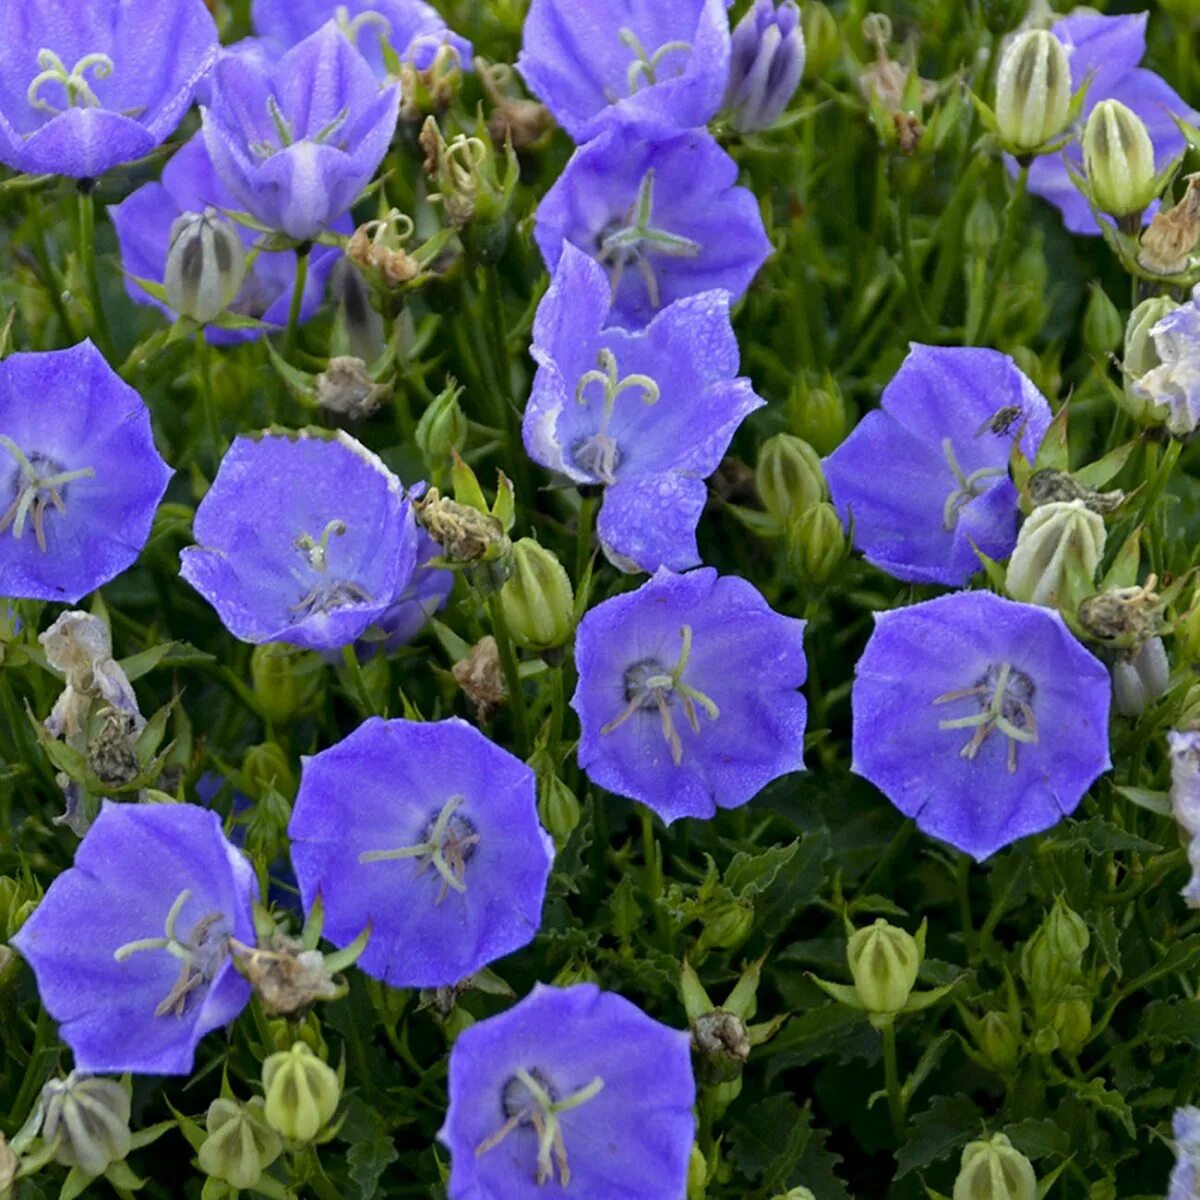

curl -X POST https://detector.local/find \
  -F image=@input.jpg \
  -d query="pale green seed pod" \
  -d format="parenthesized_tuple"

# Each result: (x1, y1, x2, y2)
(953, 1133, 1037, 1200)
(499, 538, 574, 653)
(416, 384, 468, 473)
(1021, 896, 1089, 1005)
(1050, 998, 1092, 1056)
(262, 1043, 340, 1143)
(757, 434, 826, 527)
(1082, 284, 1124, 357)
(787, 502, 847, 586)
(164, 208, 246, 325)
(1005, 500, 1106, 610)
(41, 1073, 132, 1178)
(846, 919, 921, 1015)
(538, 772, 581, 847)
(994, 30, 1071, 153)
(1083, 100, 1158, 219)
(197, 1098, 282, 1191)
(250, 642, 324, 726)
(976, 1010, 1021, 1073)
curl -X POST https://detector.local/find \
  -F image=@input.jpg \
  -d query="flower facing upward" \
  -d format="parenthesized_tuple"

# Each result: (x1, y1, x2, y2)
(1168, 1107, 1200, 1200)
(11, 802, 257, 1075)
(288, 717, 553, 988)
(438, 983, 695, 1199)
(0, 341, 173, 603)
(179, 430, 418, 651)
(573, 568, 807, 823)
(534, 120, 772, 330)
(0, 0, 217, 178)
(525, 244, 764, 573)
(824, 345, 1052, 587)
(518, 0, 730, 143)
(201, 21, 400, 242)
(852, 590, 1111, 861)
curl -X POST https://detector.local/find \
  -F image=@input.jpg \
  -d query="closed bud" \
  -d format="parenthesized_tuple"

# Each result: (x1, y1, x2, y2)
(953, 1133, 1037, 1200)
(688, 1143, 709, 1199)
(250, 642, 324, 725)
(329, 258, 386, 363)
(698, 898, 755, 953)
(40, 1073, 131, 1178)
(965, 196, 1000, 257)
(242, 741, 297, 801)
(316, 357, 388, 422)
(416, 382, 468, 477)
(1005, 500, 1105, 610)
(757, 433, 826, 527)
(1112, 635, 1170, 718)
(1083, 100, 1158, 220)
(164, 208, 246, 325)
(198, 1098, 282, 1191)
(787, 502, 847, 586)
(1022, 897, 1088, 1004)
(976, 1010, 1021, 1073)
(691, 1010, 751, 1084)
(1083, 284, 1124, 357)
(792, 383, 848, 453)
(801, 3, 838, 77)
(1050, 997, 1092, 1055)
(773, 1191, 816, 1200)
(994, 30, 1071, 154)
(499, 539, 574, 653)
(847, 919, 921, 1016)
(538, 773, 581, 847)
(1125, 296, 1177, 383)
(262, 1043, 340, 1143)
(551, 958, 601, 987)
(725, 0, 806, 133)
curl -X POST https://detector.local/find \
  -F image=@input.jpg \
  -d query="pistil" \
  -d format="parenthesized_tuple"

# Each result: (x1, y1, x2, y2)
(941, 437, 1007, 531)
(358, 795, 479, 903)
(572, 347, 660, 485)
(933, 661, 1038, 773)
(0, 436, 94, 553)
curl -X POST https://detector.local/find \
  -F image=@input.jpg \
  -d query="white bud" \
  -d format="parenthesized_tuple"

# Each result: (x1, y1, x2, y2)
(995, 31, 1071, 153)
(165, 208, 246, 324)
(1006, 500, 1106, 610)
(1083, 99, 1158, 219)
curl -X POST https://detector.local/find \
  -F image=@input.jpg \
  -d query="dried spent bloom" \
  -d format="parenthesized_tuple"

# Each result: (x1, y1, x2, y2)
(526, 245, 764, 573)
(824, 345, 1052, 587)
(535, 119, 771, 330)
(0, 341, 173, 603)
(452, 636, 507, 721)
(253, 0, 472, 77)
(0, 0, 217, 178)
(180, 430, 418, 651)
(439, 983, 695, 1197)
(11, 802, 257, 1074)
(1020, 11, 1198, 236)
(112, 134, 342, 344)
(202, 22, 401, 242)
(1168, 1106, 1200, 1200)
(1168, 732, 1200, 908)
(573, 567, 807, 823)
(315, 357, 388, 420)
(40, 611, 141, 741)
(289, 717, 553, 988)
(1131, 284, 1200, 437)
(1139, 176, 1200, 277)
(724, 0, 806, 133)
(518, 0, 730, 143)
(852, 590, 1111, 860)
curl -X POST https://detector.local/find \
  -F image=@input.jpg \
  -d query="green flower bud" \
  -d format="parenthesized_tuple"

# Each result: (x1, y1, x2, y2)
(538, 773, 581, 848)
(416, 383, 468, 478)
(687, 1143, 708, 1200)
(802, 3, 839, 78)
(262, 1043, 340, 1144)
(698, 899, 755, 953)
(499, 538, 574, 653)
(250, 642, 324, 726)
(847, 919, 921, 1016)
(757, 434, 826, 528)
(1021, 897, 1088, 1005)
(965, 196, 1000, 257)
(976, 1010, 1021, 1073)
(786, 502, 847, 586)
(41, 1073, 131, 1178)
(198, 1098, 282, 1191)
(1005, 500, 1106, 610)
(242, 742, 297, 802)
(1083, 100, 1158, 220)
(1083, 284, 1124, 357)
(773, 1190, 817, 1200)
(551, 958, 601, 987)
(792, 384, 848, 454)
(953, 1133, 1037, 1200)
(994, 30, 1071, 154)
(1050, 998, 1092, 1056)
(164, 208, 246, 325)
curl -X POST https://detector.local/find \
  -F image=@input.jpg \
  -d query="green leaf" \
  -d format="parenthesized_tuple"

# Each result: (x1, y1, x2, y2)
(724, 840, 800, 897)
(1142, 999, 1200, 1047)
(1001, 1118, 1070, 1160)
(1113, 786, 1171, 817)
(347, 1134, 399, 1200)
(1067, 1077, 1135, 1137)
(895, 1093, 982, 1179)
(1047, 816, 1161, 855)
(727, 1094, 813, 1190)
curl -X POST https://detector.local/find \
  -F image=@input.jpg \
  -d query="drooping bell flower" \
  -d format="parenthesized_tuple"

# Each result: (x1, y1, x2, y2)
(518, 0, 730, 142)
(824, 344, 1052, 587)
(179, 430, 418, 651)
(573, 567, 807, 822)
(0, 341, 172, 603)
(0, 0, 218, 178)
(288, 717, 553, 987)
(526, 243, 764, 572)
(438, 983, 695, 1198)
(852, 590, 1112, 860)
(534, 119, 772, 330)
(12, 801, 257, 1074)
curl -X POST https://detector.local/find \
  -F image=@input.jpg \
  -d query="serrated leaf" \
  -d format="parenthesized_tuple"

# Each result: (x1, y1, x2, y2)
(728, 1094, 813, 1189)
(1047, 815, 1161, 855)
(1142, 999, 1200, 1047)
(1068, 1077, 1134, 1137)
(1002, 1117, 1070, 1160)
(725, 840, 800, 897)
(347, 1134, 399, 1200)
(895, 1093, 982, 1179)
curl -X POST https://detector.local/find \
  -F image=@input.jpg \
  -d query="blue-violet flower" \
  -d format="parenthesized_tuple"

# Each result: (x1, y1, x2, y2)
(1131, 284, 1200, 438)
(1168, 730, 1200, 908)
(1168, 1106, 1200, 1200)
(724, 0, 805, 132)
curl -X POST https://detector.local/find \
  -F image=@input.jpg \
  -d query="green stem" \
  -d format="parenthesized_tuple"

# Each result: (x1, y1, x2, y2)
(642, 805, 663, 901)
(575, 493, 599, 586)
(487, 592, 530, 755)
(896, 183, 935, 335)
(77, 186, 113, 357)
(881, 1020, 905, 1140)
(286, 245, 310, 357)
(340, 644, 378, 717)
(196, 327, 221, 460)
(957, 854, 977, 965)
(972, 161, 1028, 345)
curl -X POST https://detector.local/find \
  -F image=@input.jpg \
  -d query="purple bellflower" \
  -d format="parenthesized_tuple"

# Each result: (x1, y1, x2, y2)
(0, 0, 218, 179)
(1132, 286, 1200, 438)
(1168, 730, 1200, 908)
(179, 430, 418, 651)
(1024, 11, 1198, 236)
(201, 21, 401, 242)
(1169, 1107, 1200, 1200)
(852, 590, 1111, 861)
(518, 0, 730, 143)
(369, 530, 453, 653)
(0, 341, 173, 603)
(573, 567, 807, 823)
(534, 119, 772, 330)
(439, 983, 695, 1198)
(724, 0, 805, 132)
(824, 344, 1052, 587)
(525, 244, 764, 573)
(12, 801, 257, 1075)
(253, 0, 472, 76)
(111, 134, 342, 344)
(288, 717, 553, 988)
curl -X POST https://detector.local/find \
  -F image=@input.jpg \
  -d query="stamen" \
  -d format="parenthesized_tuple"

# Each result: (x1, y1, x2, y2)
(572, 348, 659, 485)
(0, 435, 94, 553)
(358, 795, 479, 903)
(295, 518, 347, 573)
(941, 437, 1007, 531)
(618, 27, 692, 95)
(334, 5, 393, 49)
(933, 661, 1038, 773)
(27, 49, 114, 115)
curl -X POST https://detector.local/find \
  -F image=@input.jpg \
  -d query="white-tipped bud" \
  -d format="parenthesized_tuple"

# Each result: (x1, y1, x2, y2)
(1083, 100, 1158, 220)
(1005, 500, 1106, 610)
(164, 208, 246, 325)
(953, 1134, 1036, 1200)
(995, 30, 1071, 153)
